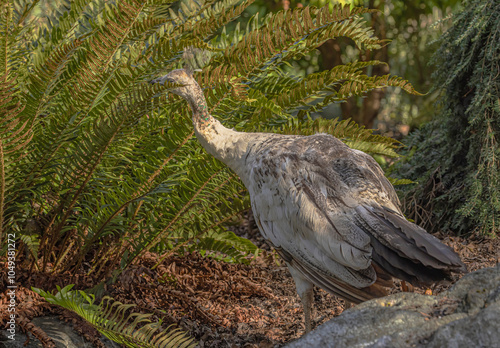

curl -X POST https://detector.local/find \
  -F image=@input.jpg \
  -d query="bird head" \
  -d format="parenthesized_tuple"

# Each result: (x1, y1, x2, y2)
(150, 68, 197, 101)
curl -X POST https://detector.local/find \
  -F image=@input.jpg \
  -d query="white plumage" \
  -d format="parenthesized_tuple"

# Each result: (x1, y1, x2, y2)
(151, 69, 466, 332)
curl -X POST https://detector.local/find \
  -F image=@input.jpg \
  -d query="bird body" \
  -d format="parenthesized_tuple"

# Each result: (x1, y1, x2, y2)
(152, 69, 466, 332)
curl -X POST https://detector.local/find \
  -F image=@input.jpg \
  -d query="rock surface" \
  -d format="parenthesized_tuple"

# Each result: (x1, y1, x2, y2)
(0, 316, 120, 348)
(286, 264, 500, 348)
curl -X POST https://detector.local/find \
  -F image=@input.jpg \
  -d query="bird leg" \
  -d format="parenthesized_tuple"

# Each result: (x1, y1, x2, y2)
(301, 285, 314, 333)
(287, 264, 315, 333)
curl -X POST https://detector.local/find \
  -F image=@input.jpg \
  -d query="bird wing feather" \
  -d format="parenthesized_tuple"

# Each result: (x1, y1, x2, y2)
(246, 135, 380, 287)
(244, 133, 465, 297)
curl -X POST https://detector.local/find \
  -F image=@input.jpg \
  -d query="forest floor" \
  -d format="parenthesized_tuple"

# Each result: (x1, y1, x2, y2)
(1, 211, 499, 348)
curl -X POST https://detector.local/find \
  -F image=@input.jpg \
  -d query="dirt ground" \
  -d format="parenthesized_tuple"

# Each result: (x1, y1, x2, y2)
(1, 210, 499, 347)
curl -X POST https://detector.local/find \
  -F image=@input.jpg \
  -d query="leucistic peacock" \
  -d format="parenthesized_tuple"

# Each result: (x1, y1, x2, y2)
(151, 68, 466, 332)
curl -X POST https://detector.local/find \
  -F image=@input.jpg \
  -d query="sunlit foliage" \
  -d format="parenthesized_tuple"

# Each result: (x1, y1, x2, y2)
(0, 0, 418, 279)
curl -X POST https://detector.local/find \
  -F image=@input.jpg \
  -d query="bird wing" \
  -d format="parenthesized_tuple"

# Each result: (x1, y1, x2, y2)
(245, 134, 465, 301)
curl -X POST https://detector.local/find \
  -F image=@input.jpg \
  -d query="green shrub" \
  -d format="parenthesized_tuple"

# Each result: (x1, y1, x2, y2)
(392, 0, 500, 236)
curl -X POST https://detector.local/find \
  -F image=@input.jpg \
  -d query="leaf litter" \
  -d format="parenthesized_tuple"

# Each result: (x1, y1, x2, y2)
(1, 210, 499, 347)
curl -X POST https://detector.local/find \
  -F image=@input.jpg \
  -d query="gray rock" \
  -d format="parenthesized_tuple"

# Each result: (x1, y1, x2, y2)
(0, 316, 120, 348)
(286, 264, 500, 348)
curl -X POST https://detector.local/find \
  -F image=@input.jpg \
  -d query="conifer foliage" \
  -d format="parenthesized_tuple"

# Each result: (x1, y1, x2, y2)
(393, 0, 499, 236)
(1, 0, 418, 278)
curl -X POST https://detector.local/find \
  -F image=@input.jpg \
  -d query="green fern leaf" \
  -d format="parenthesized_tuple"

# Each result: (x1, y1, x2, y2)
(32, 285, 197, 348)
(387, 177, 416, 186)
(196, 229, 258, 263)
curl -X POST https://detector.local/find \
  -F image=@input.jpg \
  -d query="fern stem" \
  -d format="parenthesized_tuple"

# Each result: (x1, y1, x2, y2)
(92, 239, 119, 278)
(93, 203, 146, 277)
(2, 4, 9, 78)
(51, 229, 78, 273)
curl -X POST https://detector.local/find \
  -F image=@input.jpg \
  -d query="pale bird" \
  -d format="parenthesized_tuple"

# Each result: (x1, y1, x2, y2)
(151, 69, 466, 332)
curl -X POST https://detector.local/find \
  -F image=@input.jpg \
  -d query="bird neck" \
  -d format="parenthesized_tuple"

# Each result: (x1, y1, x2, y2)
(186, 91, 218, 135)
(185, 90, 248, 172)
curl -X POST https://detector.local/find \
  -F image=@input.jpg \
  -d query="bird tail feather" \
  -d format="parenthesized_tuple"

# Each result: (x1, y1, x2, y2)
(354, 205, 466, 286)
(290, 257, 391, 304)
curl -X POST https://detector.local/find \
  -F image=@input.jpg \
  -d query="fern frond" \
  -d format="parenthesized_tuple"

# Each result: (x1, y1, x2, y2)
(43, 0, 94, 42)
(19, 233, 39, 260)
(0, 1, 38, 80)
(32, 285, 197, 348)
(275, 117, 400, 157)
(0, 74, 35, 241)
(337, 74, 423, 100)
(196, 229, 258, 263)
(273, 61, 387, 110)
(190, 0, 254, 39)
(387, 177, 416, 186)
(23, 39, 84, 118)
(345, 139, 399, 158)
(214, 4, 382, 79)
(39, 83, 165, 265)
